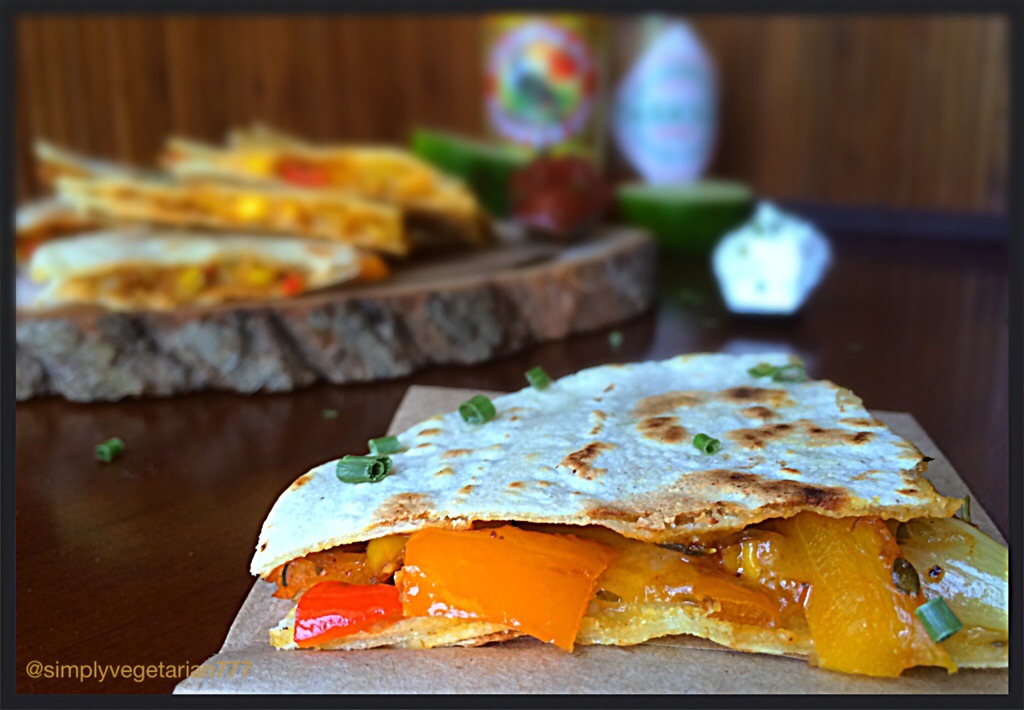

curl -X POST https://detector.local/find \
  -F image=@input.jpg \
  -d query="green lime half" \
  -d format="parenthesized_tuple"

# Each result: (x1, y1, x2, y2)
(616, 180, 755, 256)
(411, 128, 531, 217)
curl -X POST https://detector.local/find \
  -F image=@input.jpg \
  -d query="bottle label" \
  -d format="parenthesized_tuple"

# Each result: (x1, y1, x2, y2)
(614, 22, 717, 183)
(486, 20, 597, 149)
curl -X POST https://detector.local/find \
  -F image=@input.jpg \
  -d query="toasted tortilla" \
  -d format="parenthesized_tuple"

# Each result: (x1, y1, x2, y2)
(34, 140, 148, 189)
(55, 175, 407, 255)
(252, 353, 959, 577)
(29, 231, 361, 311)
(15, 198, 103, 264)
(161, 136, 492, 248)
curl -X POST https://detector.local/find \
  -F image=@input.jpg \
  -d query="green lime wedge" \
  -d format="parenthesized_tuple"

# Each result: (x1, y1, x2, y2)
(616, 180, 755, 256)
(411, 128, 531, 216)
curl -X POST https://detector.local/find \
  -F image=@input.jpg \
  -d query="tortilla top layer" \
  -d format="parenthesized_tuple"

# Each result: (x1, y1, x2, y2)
(251, 353, 959, 576)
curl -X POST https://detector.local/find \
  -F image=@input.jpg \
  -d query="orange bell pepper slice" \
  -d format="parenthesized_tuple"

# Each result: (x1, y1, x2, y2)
(775, 513, 955, 677)
(398, 526, 618, 651)
(293, 581, 403, 648)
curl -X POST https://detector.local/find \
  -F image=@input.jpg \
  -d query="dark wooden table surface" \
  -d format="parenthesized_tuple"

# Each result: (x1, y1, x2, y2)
(15, 232, 1009, 693)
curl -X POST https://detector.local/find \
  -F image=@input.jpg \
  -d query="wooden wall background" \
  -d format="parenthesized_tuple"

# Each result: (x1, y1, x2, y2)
(15, 14, 1010, 214)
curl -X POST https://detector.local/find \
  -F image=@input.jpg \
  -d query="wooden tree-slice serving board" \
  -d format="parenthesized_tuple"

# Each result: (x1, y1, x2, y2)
(16, 226, 656, 402)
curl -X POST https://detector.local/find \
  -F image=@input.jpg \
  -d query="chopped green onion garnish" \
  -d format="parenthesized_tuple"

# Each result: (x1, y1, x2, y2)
(891, 557, 921, 595)
(692, 433, 721, 454)
(747, 362, 776, 378)
(608, 330, 623, 350)
(525, 366, 552, 390)
(95, 437, 125, 463)
(957, 496, 971, 523)
(458, 395, 496, 425)
(915, 597, 963, 643)
(368, 436, 402, 456)
(322, 409, 340, 420)
(772, 364, 807, 383)
(336, 455, 393, 484)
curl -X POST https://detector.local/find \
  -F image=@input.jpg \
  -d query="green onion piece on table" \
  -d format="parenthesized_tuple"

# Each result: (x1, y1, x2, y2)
(772, 364, 808, 382)
(747, 362, 777, 378)
(336, 455, 393, 484)
(322, 409, 340, 420)
(608, 331, 623, 350)
(368, 436, 402, 456)
(459, 395, 496, 425)
(95, 437, 125, 463)
(692, 433, 721, 454)
(914, 598, 963, 643)
(525, 366, 552, 390)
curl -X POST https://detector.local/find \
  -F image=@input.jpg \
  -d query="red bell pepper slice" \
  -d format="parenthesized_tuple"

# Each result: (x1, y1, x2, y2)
(294, 581, 403, 648)
(280, 273, 306, 297)
(277, 158, 330, 188)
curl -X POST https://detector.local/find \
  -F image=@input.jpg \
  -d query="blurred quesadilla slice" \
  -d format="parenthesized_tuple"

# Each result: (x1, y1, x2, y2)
(249, 354, 1008, 676)
(15, 197, 103, 265)
(161, 135, 493, 250)
(56, 174, 408, 255)
(34, 139, 153, 189)
(28, 231, 370, 311)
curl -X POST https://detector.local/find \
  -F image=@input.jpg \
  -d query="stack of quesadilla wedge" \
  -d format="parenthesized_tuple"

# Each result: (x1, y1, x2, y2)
(19, 125, 492, 310)
(250, 354, 1008, 678)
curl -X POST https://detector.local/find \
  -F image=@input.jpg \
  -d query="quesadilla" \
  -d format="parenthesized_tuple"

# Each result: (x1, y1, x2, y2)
(250, 354, 1008, 677)
(55, 175, 408, 255)
(160, 136, 492, 250)
(29, 231, 372, 310)
(34, 139, 149, 189)
(15, 198, 103, 265)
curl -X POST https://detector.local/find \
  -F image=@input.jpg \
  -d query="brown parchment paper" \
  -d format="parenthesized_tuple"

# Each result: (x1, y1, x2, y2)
(174, 386, 1009, 695)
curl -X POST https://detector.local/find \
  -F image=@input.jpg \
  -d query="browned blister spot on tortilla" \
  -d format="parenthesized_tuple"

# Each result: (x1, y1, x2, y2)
(585, 506, 643, 523)
(718, 387, 795, 409)
(442, 449, 473, 459)
(727, 420, 875, 449)
(780, 467, 802, 476)
(507, 481, 524, 490)
(414, 442, 433, 449)
(370, 492, 434, 530)
(589, 410, 607, 436)
(536, 480, 552, 487)
(259, 541, 268, 551)
(603, 383, 616, 392)
(840, 417, 883, 429)
(434, 467, 455, 478)
(288, 472, 315, 491)
(559, 442, 616, 480)
(637, 416, 689, 444)
(739, 405, 778, 421)
(695, 470, 848, 512)
(631, 391, 706, 417)
(418, 428, 443, 437)
(458, 485, 473, 495)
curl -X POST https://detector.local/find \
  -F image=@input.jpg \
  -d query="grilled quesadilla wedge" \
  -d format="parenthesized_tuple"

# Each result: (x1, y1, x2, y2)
(56, 175, 407, 255)
(28, 231, 370, 310)
(15, 198, 103, 265)
(250, 354, 1008, 677)
(160, 137, 492, 250)
(34, 140, 150, 189)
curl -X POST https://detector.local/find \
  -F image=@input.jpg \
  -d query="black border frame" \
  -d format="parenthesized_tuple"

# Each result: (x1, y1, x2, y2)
(1, 1, 1021, 708)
